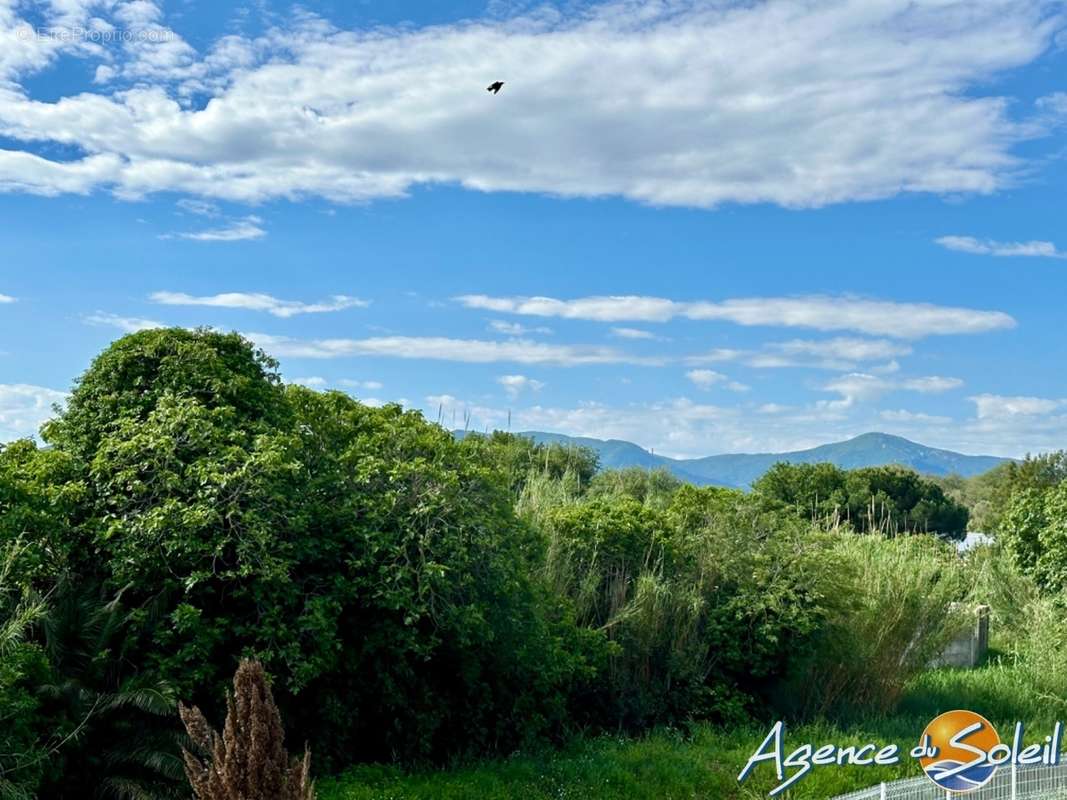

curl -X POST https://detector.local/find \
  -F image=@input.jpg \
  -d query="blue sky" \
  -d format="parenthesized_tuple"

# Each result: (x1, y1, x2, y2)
(1, 0, 1066, 458)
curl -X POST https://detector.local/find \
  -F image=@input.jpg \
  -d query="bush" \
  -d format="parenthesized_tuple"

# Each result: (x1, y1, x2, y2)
(781, 534, 971, 717)
(539, 486, 840, 729)
(586, 468, 683, 510)
(33, 329, 601, 771)
(457, 431, 598, 499)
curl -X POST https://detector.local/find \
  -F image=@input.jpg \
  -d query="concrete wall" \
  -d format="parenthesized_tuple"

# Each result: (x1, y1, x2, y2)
(933, 604, 990, 668)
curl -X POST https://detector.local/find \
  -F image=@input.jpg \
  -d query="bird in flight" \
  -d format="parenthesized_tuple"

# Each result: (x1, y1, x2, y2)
(487, 81, 505, 95)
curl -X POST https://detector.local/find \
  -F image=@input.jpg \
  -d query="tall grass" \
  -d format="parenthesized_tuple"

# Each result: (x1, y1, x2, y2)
(784, 534, 971, 717)
(962, 544, 1067, 714)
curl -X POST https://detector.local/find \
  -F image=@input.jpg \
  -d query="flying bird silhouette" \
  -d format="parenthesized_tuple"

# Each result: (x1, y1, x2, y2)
(487, 81, 505, 95)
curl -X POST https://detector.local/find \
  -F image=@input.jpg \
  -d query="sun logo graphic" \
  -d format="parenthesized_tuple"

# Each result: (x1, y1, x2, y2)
(918, 710, 1001, 793)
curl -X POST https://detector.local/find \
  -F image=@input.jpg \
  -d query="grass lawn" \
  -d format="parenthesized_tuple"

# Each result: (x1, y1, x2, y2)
(320, 661, 1063, 800)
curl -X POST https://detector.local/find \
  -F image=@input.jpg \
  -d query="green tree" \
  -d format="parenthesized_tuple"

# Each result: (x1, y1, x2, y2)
(36, 329, 599, 769)
(753, 462, 968, 538)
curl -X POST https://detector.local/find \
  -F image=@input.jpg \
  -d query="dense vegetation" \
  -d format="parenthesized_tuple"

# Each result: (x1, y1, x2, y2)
(0, 328, 1063, 799)
(754, 462, 969, 538)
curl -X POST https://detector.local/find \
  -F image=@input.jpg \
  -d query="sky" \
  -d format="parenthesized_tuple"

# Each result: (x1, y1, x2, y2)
(1, 0, 1067, 459)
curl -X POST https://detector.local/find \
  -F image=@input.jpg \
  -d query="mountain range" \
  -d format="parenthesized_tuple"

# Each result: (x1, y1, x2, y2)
(487, 431, 1008, 488)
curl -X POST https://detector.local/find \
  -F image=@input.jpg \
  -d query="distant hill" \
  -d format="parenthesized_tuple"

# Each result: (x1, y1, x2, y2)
(467, 431, 1008, 489)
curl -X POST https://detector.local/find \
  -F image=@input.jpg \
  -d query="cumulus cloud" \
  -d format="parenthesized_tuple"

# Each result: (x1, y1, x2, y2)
(497, 374, 545, 399)
(0, 383, 67, 441)
(83, 311, 164, 332)
(970, 394, 1064, 418)
(819, 373, 892, 410)
(0, 1, 1063, 206)
(936, 235, 1067, 258)
(686, 369, 727, 389)
(151, 291, 367, 317)
(685, 369, 748, 392)
(820, 372, 964, 409)
(0, 293, 15, 303)
(247, 332, 660, 366)
(459, 294, 1014, 339)
(956, 394, 1067, 456)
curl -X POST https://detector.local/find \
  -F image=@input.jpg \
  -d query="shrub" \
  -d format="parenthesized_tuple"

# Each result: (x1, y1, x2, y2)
(666, 486, 842, 717)
(34, 329, 600, 770)
(781, 534, 971, 717)
(586, 467, 683, 510)
(538, 487, 841, 729)
(457, 431, 598, 499)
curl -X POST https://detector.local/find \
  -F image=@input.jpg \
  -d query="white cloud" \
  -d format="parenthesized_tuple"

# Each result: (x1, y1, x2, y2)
(0, 293, 15, 303)
(83, 311, 164, 332)
(686, 348, 746, 365)
(290, 376, 327, 387)
(763, 337, 912, 367)
(611, 327, 659, 340)
(1036, 92, 1067, 119)
(880, 409, 952, 424)
(176, 198, 220, 217)
(488, 319, 552, 336)
(340, 379, 384, 391)
(0, 1, 1062, 207)
(0, 383, 67, 441)
(457, 294, 1014, 339)
(685, 369, 748, 392)
(151, 291, 368, 318)
(161, 215, 266, 242)
(497, 374, 545, 399)
(247, 332, 661, 366)
(757, 403, 792, 415)
(820, 373, 892, 410)
(820, 372, 963, 409)
(901, 376, 964, 393)
(721, 338, 909, 371)
(686, 369, 726, 389)
(936, 235, 1067, 258)
(970, 394, 1064, 419)
(955, 394, 1067, 456)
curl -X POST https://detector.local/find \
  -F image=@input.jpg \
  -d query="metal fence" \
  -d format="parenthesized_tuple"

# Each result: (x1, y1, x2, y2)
(830, 763, 1067, 800)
